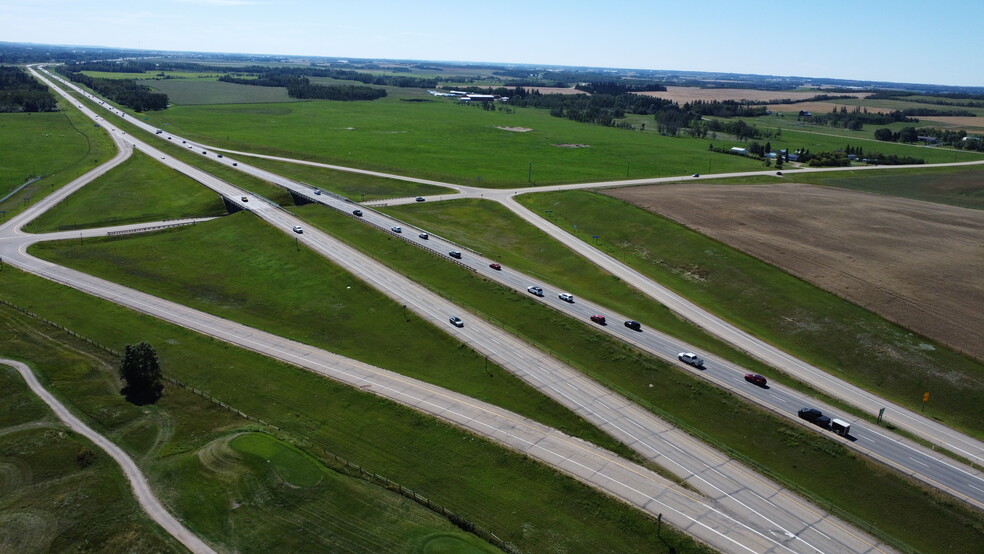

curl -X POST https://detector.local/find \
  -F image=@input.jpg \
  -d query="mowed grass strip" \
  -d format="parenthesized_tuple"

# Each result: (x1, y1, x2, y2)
(240, 155, 457, 201)
(28, 212, 629, 457)
(0, 306, 498, 553)
(139, 93, 765, 187)
(0, 268, 708, 553)
(295, 201, 984, 553)
(515, 190, 984, 436)
(30, 149, 227, 232)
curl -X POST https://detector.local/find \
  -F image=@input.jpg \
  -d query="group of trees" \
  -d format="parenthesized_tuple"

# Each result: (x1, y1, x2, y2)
(804, 106, 916, 130)
(875, 126, 984, 150)
(0, 66, 57, 112)
(219, 73, 386, 101)
(57, 65, 168, 111)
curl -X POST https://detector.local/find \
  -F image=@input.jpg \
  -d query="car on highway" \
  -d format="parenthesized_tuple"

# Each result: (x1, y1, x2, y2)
(590, 315, 606, 324)
(449, 250, 462, 259)
(678, 352, 705, 368)
(241, 196, 248, 202)
(798, 407, 831, 427)
(292, 226, 303, 234)
(776, 171, 783, 176)
(353, 209, 363, 217)
(391, 226, 402, 233)
(314, 189, 322, 195)
(416, 196, 425, 202)
(527, 286, 544, 297)
(449, 316, 464, 327)
(489, 263, 501, 270)
(744, 373, 768, 387)
(232, 162, 238, 166)
(692, 173, 699, 177)
(624, 320, 641, 330)
(419, 232, 429, 239)
(558, 293, 574, 303)
(217, 154, 223, 158)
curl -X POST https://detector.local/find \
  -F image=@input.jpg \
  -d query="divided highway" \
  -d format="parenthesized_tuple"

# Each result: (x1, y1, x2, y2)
(16, 66, 903, 552)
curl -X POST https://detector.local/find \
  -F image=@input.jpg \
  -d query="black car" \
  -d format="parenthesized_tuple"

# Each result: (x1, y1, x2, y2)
(352, 209, 363, 217)
(449, 250, 462, 259)
(624, 320, 641, 330)
(798, 407, 831, 427)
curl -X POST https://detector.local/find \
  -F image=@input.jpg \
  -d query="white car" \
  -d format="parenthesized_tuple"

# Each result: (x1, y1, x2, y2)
(292, 226, 303, 234)
(558, 293, 574, 303)
(527, 286, 544, 297)
(678, 352, 705, 368)
(391, 226, 402, 233)
(449, 316, 464, 328)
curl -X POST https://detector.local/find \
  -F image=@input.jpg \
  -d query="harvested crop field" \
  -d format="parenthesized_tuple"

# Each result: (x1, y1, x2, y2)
(633, 86, 868, 104)
(607, 183, 984, 360)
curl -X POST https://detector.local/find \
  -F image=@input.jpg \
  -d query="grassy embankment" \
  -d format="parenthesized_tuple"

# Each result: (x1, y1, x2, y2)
(507, 191, 984, 437)
(0, 304, 500, 553)
(30, 149, 227, 232)
(0, 104, 116, 216)
(0, 268, 708, 553)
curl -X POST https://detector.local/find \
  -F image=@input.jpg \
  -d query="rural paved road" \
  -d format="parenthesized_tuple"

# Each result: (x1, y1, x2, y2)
(13, 66, 903, 552)
(0, 358, 216, 554)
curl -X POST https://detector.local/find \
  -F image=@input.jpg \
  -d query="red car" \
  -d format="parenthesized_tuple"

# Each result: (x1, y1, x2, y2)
(744, 374, 768, 387)
(589, 315, 606, 325)
(489, 263, 501, 270)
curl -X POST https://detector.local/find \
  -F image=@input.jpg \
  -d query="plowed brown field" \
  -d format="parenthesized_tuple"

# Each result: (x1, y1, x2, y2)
(608, 183, 984, 360)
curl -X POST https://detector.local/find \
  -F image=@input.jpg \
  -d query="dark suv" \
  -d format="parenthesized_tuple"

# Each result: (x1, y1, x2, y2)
(798, 408, 831, 427)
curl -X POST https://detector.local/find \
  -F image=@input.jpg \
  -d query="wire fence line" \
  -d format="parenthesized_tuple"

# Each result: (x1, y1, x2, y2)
(0, 298, 514, 552)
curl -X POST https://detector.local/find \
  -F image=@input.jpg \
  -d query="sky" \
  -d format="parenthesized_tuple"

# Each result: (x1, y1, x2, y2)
(3, 0, 982, 87)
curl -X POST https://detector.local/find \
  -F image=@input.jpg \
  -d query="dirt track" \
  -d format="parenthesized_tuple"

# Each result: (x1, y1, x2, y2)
(607, 183, 984, 360)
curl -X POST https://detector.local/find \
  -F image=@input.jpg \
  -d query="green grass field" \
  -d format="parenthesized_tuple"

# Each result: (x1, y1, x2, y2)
(241, 156, 457, 200)
(134, 92, 765, 187)
(510, 190, 984, 437)
(140, 80, 298, 105)
(28, 212, 631, 459)
(0, 267, 708, 553)
(29, 149, 228, 232)
(0, 108, 115, 215)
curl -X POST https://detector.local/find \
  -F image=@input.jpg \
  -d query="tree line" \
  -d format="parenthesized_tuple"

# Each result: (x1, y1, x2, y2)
(0, 66, 57, 112)
(57, 65, 168, 111)
(218, 73, 386, 101)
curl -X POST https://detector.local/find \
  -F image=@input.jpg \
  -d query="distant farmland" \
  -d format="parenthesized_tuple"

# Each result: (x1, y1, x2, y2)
(608, 182, 984, 361)
(139, 79, 297, 105)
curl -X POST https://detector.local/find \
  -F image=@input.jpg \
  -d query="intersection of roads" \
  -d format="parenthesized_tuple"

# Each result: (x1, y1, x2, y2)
(2, 65, 982, 552)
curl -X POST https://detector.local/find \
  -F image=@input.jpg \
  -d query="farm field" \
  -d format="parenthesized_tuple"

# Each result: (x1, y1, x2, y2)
(608, 183, 984, 362)
(634, 86, 869, 104)
(136, 93, 765, 186)
(29, 150, 227, 232)
(0, 267, 705, 554)
(139, 79, 297, 105)
(770, 165, 984, 210)
(517, 190, 984, 436)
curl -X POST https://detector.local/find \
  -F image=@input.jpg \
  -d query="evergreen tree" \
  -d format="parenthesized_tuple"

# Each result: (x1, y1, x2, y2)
(119, 342, 164, 404)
